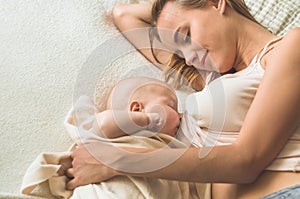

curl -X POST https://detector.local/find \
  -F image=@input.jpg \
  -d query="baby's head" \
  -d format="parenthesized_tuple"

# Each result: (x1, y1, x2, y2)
(107, 77, 181, 137)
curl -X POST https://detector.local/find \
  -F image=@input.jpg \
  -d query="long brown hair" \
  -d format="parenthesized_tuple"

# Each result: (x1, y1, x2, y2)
(150, 0, 261, 91)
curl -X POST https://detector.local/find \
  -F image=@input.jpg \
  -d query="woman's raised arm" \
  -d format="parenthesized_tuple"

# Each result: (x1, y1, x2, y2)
(112, 3, 171, 68)
(113, 3, 152, 31)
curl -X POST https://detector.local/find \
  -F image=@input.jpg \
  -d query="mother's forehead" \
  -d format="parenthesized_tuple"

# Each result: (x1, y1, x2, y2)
(156, 3, 189, 47)
(156, 2, 184, 29)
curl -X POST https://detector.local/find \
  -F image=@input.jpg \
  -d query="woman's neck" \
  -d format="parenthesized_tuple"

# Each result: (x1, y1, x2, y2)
(233, 17, 276, 72)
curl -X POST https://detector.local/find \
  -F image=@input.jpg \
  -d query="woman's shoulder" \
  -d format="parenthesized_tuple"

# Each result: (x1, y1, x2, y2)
(285, 27, 300, 37)
(274, 28, 300, 52)
(282, 27, 300, 46)
(266, 28, 300, 71)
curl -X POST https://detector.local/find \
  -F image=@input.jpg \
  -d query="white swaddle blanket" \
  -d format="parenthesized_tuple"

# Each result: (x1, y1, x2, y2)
(20, 96, 210, 199)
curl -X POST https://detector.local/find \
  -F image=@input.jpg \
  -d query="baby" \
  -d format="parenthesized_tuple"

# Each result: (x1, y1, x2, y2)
(94, 76, 183, 140)
(93, 76, 238, 198)
(74, 76, 238, 198)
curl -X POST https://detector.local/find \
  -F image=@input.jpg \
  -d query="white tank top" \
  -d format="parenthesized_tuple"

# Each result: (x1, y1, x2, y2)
(180, 37, 300, 172)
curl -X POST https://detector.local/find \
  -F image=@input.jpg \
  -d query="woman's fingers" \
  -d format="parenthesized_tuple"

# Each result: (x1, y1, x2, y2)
(65, 168, 74, 178)
(66, 178, 80, 190)
(64, 143, 119, 190)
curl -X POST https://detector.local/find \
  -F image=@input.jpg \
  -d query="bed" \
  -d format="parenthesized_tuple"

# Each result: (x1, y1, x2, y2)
(0, 0, 299, 198)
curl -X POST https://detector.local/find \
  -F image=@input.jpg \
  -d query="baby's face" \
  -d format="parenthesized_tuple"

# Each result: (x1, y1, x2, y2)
(143, 84, 181, 137)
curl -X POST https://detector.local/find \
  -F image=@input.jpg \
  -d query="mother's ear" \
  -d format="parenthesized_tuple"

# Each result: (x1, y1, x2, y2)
(210, 0, 226, 14)
(129, 100, 144, 112)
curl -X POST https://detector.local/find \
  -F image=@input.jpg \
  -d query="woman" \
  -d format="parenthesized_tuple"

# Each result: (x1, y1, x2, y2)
(66, 0, 300, 198)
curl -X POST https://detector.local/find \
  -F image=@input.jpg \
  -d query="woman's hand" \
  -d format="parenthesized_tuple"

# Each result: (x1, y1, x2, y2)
(66, 145, 118, 190)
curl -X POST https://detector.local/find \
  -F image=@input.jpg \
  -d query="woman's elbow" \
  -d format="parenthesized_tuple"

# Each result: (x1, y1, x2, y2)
(112, 4, 127, 27)
(235, 156, 264, 184)
(238, 166, 260, 184)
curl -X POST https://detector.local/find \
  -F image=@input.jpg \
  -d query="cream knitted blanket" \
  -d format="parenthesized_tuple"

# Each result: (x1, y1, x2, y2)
(20, 96, 210, 199)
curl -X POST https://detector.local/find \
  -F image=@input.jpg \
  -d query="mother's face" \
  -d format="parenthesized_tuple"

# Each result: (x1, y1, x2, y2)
(156, 1, 236, 73)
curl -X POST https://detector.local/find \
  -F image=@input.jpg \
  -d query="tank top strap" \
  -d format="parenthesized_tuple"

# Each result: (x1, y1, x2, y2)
(256, 37, 283, 63)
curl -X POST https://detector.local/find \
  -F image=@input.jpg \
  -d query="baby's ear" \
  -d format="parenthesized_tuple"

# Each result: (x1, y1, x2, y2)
(129, 100, 143, 112)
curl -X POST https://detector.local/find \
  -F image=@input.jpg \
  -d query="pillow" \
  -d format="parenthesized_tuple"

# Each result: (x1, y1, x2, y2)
(245, 0, 300, 35)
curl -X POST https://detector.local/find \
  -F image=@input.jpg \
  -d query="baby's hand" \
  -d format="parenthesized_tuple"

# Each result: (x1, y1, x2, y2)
(146, 112, 166, 133)
(145, 104, 181, 136)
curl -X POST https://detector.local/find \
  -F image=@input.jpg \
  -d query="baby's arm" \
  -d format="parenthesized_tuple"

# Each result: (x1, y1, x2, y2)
(95, 110, 164, 139)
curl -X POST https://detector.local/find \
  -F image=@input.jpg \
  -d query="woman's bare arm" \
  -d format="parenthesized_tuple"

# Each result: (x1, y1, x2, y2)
(67, 29, 300, 190)
(234, 28, 300, 171)
(112, 3, 171, 68)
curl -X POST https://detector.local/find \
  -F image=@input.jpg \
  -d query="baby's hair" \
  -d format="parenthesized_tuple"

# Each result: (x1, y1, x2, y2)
(106, 77, 176, 110)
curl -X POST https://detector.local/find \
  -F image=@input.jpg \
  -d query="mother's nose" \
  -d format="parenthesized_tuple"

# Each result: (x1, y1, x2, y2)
(181, 49, 196, 66)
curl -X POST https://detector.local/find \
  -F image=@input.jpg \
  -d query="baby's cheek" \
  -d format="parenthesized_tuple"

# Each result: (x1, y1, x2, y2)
(166, 109, 180, 127)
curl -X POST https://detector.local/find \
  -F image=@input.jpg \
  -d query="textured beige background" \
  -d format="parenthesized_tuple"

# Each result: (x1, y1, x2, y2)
(0, 0, 299, 197)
